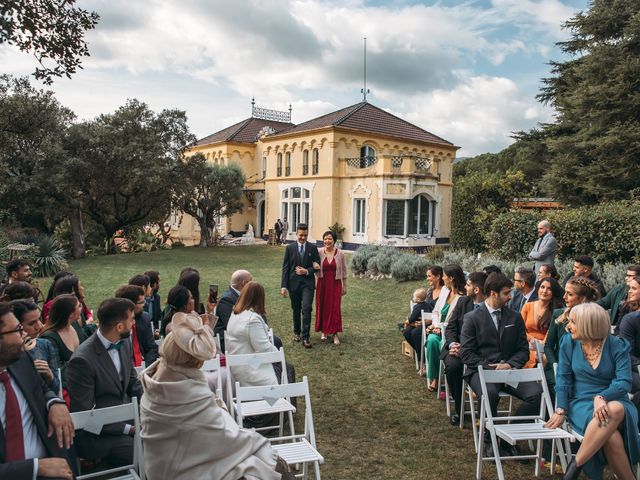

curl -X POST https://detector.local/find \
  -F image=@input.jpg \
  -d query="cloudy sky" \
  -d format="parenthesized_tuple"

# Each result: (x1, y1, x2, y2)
(1, 0, 587, 156)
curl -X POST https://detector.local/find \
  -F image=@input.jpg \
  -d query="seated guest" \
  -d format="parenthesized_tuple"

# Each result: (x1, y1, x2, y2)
(617, 275, 640, 423)
(402, 288, 433, 360)
(508, 266, 538, 312)
(599, 264, 640, 328)
(139, 311, 289, 480)
(482, 265, 502, 276)
(11, 299, 60, 393)
(520, 277, 564, 368)
(226, 281, 288, 387)
(215, 270, 253, 352)
(0, 258, 33, 296)
(545, 303, 640, 480)
(144, 270, 162, 329)
(178, 268, 208, 315)
(43, 275, 95, 336)
(40, 294, 87, 385)
(426, 265, 465, 391)
(544, 276, 600, 399)
(0, 281, 39, 303)
(537, 263, 559, 283)
(129, 274, 151, 298)
(440, 271, 486, 425)
(115, 284, 159, 367)
(460, 273, 542, 458)
(66, 298, 143, 468)
(160, 285, 193, 336)
(563, 255, 607, 298)
(425, 265, 444, 307)
(0, 302, 75, 480)
(44, 271, 73, 304)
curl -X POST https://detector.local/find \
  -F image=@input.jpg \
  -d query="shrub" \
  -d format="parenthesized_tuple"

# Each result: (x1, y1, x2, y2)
(350, 244, 381, 275)
(485, 210, 540, 261)
(391, 254, 429, 282)
(373, 246, 402, 276)
(171, 240, 186, 249)
(14, 233, 68, 278)
(126, 229, 163, 253)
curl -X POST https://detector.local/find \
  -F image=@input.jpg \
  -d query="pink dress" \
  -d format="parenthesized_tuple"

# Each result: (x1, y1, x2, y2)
(314, 255, 343, 334)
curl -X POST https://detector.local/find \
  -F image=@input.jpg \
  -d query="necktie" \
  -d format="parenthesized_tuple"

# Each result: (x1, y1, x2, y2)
(131, 322, 143, 367)
(473, 303, 481, 310)
(493, 309, 502, 331)
(108, 341, 123, 351)
(535, 235, 543, 251)
(299, 244, 304, 258)
(0, 371, 25, 461)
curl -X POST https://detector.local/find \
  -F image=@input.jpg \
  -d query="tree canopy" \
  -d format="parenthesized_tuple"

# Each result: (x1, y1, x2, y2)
(0, 0, 99, 84)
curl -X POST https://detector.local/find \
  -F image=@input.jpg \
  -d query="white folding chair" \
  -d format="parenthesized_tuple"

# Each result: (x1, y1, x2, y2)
(460, 365, 515, 453)
(434, 321, 449, 402)
(134, 362, 146, 376)
(235, 376, 323, 479)
(71, 397, 145, 480)
(415, 311, 432, 373)
(225, 348, 296, 436)
(476, 365, 574, 480)
(201, 354, 224, 400)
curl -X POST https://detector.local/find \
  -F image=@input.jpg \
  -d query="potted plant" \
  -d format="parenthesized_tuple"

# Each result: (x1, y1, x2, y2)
(328, 222, 346, 249)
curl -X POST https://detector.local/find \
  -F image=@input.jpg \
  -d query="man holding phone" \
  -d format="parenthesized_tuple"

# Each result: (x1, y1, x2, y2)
(280, 223, 320, 349)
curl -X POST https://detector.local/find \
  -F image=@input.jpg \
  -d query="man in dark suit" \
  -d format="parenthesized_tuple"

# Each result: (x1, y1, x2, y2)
(215, 270, 253, 352)
(441, 271, 487, 425)
(460, 273, 542, 457)
(0, 302, 74, 479)
(280, 223, 320, 348)
(562, 255, 607, 298)
(508, 267, 538, 312)
(66, 298, 143, 467)
(115, 285, 159, 366)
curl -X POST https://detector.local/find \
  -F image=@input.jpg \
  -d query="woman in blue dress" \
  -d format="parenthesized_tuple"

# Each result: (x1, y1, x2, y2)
(545, 303, 640, 480)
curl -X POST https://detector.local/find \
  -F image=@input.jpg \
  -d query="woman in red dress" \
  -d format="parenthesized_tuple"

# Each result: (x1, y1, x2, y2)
(314, 231, 348, 345)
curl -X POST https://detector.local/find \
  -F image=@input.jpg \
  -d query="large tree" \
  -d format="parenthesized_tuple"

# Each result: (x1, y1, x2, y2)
(173, 155, 246, 247)
(66, 100, 194, 250)
(0, 75, 76, 233)
(538, 0, 640, 205)
(0, 0, 99, 84)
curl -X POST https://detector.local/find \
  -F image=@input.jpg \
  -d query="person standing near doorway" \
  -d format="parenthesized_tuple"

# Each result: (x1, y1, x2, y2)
(280, 224, 320, 349)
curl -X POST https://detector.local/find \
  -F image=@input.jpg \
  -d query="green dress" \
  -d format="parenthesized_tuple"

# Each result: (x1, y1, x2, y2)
(425, 303, 450, 382)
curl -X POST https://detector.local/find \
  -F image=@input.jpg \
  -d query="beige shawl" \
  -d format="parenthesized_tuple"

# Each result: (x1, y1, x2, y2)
(140, 361, 280, 480)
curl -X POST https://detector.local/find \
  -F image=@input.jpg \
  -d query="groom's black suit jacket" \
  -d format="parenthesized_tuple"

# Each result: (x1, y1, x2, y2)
(281, 241, 320, 292)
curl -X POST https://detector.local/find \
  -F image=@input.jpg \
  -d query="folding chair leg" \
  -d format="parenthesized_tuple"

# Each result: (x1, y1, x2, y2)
(314, 461, 321, 480)
(490, 430, 505, 480)
(476, 426, 484, 479)
(535, 439, 542, 478)
(469, 390, 479, 453)
(444, 370, 451, 418)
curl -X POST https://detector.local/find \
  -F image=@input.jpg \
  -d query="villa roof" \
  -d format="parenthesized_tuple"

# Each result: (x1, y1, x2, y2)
(270, 101, 455, 147)
(195, 101, 454, 148)
(194, 117, 293, 147)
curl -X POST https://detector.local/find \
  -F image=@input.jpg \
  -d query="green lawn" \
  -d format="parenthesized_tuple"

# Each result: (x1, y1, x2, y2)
(40, 245, 599, 479)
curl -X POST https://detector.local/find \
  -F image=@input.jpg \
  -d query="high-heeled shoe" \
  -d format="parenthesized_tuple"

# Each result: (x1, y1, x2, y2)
(563, 459, 582, 480)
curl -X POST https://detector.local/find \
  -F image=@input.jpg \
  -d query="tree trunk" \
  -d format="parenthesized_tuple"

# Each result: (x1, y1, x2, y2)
(198, 219, 211, 247)
(69, 208, 86, 258)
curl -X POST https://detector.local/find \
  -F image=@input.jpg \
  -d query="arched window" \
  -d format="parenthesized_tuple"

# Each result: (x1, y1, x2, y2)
(277, 153, 282, 177)
(408, 195, 431, 235)
(281, 187, 311, 231)
(384, 194, 436, 237)
(312, 148, 319, 175)
(359, 145, 376, 168)
(303, 150, 309, 175)
(262, 156, 267, 178)
(285, 152, 291, 176)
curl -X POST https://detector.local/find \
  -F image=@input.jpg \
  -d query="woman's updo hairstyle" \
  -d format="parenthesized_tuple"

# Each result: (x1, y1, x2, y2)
(566, 276, 601, 302)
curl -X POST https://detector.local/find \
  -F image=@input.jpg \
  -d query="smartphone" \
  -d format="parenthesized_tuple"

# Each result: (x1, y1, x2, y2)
(209, 284, 219, 303)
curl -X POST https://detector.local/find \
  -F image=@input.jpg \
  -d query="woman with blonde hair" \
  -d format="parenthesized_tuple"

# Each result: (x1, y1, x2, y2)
(140, 311, 292, 480)
(545, 303, 640, 479)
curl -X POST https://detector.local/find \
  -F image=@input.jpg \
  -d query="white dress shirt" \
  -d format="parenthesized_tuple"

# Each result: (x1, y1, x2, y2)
(1, 369, 48, 479)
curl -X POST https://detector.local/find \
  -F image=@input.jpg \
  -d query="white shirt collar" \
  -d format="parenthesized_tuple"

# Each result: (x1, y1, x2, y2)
(484, 301, 500, 316)
(96, 328, 115, 349)
(231, 286, 241, 296)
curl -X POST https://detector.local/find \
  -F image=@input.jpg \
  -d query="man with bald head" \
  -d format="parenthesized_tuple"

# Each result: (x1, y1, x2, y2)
(214, 270, 282, 352)
(528, 219, 558, 273)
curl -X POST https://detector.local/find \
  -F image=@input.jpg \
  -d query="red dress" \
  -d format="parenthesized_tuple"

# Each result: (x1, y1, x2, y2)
(314, 255, 343, 334)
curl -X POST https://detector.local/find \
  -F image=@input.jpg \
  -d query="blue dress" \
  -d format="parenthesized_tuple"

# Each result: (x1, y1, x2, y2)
(556, 334, 640, 480)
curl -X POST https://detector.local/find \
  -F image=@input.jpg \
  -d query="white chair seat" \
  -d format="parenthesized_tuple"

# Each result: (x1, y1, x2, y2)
(241, 398, 296, 416)
(272, 439, 324, 464)
(495, 422, 575, 444)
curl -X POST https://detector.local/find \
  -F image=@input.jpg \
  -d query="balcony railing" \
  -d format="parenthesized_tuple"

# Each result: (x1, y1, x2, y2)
(303, 165, 309, 175)
(345, 155, 377, 169)
(277, 167, 282, 177)
(285, 167, 291, 176)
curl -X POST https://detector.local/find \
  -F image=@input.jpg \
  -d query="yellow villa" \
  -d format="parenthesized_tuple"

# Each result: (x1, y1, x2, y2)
(173, 100, 459, 249)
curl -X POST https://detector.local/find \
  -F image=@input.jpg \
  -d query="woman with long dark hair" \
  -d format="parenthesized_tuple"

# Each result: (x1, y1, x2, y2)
(160, 285, 194, 336)
(178, 269, 205, 314)
(43, 274, 95, 336)
(520, 277, 564, 368)
(40, 294, 86, 385)
(45, 271, 73, 303)
(426, 265, 444, 306)
(425, 264, 465, 390)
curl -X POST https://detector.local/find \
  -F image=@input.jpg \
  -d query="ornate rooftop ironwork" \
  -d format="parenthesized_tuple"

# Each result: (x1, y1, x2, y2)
(251, 98, 292, 123)
(345, 155, 378, 168)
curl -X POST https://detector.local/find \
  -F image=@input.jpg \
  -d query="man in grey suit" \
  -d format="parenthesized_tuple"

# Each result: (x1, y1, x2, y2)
(528, 220, 558, 273)
(66, 298, 143, 467)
